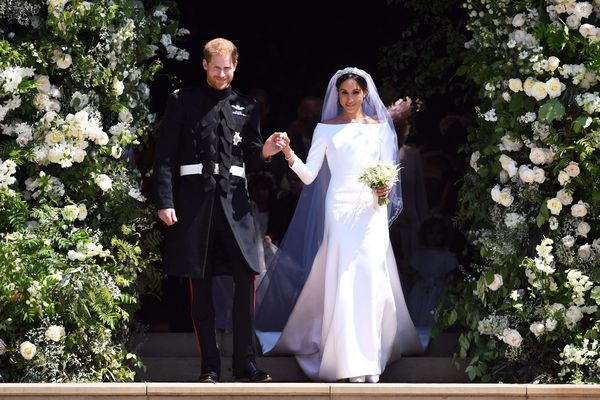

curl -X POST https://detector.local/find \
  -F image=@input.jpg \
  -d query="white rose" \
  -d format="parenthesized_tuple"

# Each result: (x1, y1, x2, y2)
(95, 131, 109, 146)
(518, 165, 535, 183)
(562, 235, 575, 248)
(566, 14, 582, 30)
(470, 151, 480, 171)
(491, 185, 501, 202)
(556, 189, 573, 206)
(44, 325, 65, 342)
(111, 145, 122, 159)
(35, 75, 51, 93)
(512, 13, 526, 27)
(531, 81, 548, 101)
(77, 203, 87, 221)
(565, 161, 580, 177)
(56, 53, 72, 69)
(19, 341, 36, 360)
(498, 189, 514, 207)
(118, 109, 133, 123)
(72, 148, 86, 163)
(565, 305, 583, 326)
(94, 174, 112, 191)
(571, 201, 589, 218)
(558, 170, 570, 186)
(0, 338, 6, 355)
(502, 328, 523, 348)
(574, 2, 594, 18)
(579, 23, 597, 38)
(487, 274, 504, 291)
(112, 79, 125, 97)
(547, 56, 560, 71)
(529, 148, 548, 165)
(578, 244, 592, 259)
(544, 78, 562, 98)
(530, 322, 545, 337)
(577, 221, 591, 237)
(508, 78, 523, 92)
(523, 77, 536, 96)
(532, 167, 546, 183)
(547, 197, 563, 215)
(61, 204, 80, 221)
(593, 238, 600, 252)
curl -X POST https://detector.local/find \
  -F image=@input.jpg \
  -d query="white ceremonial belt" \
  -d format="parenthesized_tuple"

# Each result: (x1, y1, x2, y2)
(180, 163, 245, 178)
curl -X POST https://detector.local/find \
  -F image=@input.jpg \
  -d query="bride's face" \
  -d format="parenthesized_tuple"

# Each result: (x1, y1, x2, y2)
(337, 79, 366, 114)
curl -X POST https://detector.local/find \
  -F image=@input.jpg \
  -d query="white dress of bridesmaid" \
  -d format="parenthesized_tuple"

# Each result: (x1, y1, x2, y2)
(265, 121, 423, 382)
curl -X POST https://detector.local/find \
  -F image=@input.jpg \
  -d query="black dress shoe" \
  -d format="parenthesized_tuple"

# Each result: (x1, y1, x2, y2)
(233, 361, 272, 382)
(198, 370, 219, 383)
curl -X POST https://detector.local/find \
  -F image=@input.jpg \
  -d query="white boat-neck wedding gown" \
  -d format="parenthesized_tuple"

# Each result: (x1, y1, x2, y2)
(257, 122, 423, 382)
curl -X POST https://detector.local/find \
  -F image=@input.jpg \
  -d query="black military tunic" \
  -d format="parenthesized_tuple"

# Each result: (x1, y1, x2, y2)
(153, 83, 268, 279)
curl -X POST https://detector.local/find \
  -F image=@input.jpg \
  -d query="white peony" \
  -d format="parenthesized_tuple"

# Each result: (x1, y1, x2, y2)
(558, 170, 570, 186)
(94, 174, 112, 191)
(579, 23, 597, 38)
(578, 244, 592, 259)
(487, 274, 504, 291)
(556, 189, 573, 206)
(547, 197, 563, 215)
(523, 77, 536, 96)
(45, 325, 66, 342)
(577, 221, 591, 237)
(531, 81, 548, 101)
(532, 167, 546, 183)
(19, 341, 36, 360)
(502, 329, 523, 348)
(571, 200, 589, 217)
(565, 161, 580, 177)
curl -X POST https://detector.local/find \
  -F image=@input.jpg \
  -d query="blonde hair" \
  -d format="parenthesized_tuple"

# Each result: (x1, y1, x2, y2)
(203, 38, 238, 62)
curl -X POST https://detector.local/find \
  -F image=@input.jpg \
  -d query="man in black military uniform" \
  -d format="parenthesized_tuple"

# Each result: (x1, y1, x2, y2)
(153, 37, 286, 383)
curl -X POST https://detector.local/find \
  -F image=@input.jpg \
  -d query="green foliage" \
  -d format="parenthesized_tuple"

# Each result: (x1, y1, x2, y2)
(0, 0, 184, 382)
(436, 0, 600, 383)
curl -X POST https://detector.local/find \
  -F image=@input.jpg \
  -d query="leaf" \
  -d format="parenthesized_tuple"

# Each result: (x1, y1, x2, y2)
(537, 99, 565, 123)
(572, 116, 591, 133)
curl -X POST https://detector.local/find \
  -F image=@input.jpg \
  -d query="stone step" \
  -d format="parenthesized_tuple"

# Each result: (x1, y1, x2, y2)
(2, 382, 600, 400)
(133, 332, 460, 357)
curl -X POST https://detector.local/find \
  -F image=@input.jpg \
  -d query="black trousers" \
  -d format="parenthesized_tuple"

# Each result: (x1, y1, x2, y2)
(189, 197, 256, 377)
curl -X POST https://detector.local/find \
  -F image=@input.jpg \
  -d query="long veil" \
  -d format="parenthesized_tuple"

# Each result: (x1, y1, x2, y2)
(254, 67, 402, 348)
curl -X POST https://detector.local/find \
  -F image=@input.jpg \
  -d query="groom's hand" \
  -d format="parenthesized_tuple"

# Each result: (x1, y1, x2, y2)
(262, 132, 289, 159)
(158, 208, 178, 226)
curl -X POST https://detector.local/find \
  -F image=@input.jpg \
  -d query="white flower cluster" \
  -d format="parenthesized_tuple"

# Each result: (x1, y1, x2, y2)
(557, 161, 580, 186)
(534, 237, 556, 274)
(499, 135, 523, 151)
(547, 1, 594, 29)
(61, 203, 88, 222)
(508, 29, 539, 49)
(505, 212, 526, 228)
(0, 158, 17, 190)
(159, 33, 190, 61)
(67, 240, 110, 261)
(478, 314, 509, 336)
(482, 108, 498, 121)
(508, 77, 564, 101)
(24, 171, 65, 202)
(0, 66, 35, 93)
(559, 339, 600, 379)
(565, 269, 594, 306)
(575, 92, 600, 113)
(30, 109, 108, 168)
(559, 63, 599, 88)
(518, 164, 546, 184)
(487, 273, 504, 291)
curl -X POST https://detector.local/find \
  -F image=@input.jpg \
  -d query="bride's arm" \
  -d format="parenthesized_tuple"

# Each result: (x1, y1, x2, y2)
(282, 126, 326, 185)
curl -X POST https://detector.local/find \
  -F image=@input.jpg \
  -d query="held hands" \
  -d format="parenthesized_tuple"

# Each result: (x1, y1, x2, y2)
(262, 132, 290, 159)
(158, 208, 178, 226)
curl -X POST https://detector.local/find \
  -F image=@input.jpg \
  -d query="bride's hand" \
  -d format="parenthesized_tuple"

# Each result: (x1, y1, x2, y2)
(375, 186, 390, 198)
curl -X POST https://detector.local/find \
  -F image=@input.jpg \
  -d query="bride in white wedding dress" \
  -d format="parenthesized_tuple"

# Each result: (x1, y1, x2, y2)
(255, 67, 423, 383)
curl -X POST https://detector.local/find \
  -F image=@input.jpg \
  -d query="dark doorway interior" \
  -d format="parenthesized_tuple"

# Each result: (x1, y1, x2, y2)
(137, 0, 470, 333)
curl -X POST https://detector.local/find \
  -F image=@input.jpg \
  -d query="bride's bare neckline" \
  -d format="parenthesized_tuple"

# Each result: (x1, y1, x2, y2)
(320, 115, 380, 125)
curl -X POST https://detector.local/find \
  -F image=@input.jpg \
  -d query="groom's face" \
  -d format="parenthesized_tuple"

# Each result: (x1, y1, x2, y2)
(203, 53, 237, 90)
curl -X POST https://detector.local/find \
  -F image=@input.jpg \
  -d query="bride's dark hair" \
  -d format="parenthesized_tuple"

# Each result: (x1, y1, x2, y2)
(335, 73, 368, 92)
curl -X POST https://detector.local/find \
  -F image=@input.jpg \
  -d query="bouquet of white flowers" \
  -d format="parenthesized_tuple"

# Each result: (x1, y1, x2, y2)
(358, 161, 401, 206)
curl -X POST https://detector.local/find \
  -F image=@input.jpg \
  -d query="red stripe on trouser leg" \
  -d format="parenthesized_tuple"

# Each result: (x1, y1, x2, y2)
(189, 277, 202, 355)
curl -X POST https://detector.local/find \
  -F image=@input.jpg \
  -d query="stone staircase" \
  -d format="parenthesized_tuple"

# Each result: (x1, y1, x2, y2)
(132, 331, 468, 383)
